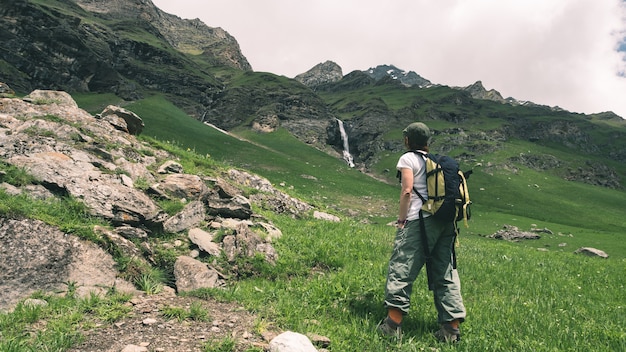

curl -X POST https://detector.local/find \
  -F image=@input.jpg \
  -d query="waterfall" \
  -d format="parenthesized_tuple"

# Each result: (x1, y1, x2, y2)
(337, 119, 355, 168)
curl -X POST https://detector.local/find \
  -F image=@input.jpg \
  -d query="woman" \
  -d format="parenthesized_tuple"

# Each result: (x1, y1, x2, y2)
(378, 122, 466, 342)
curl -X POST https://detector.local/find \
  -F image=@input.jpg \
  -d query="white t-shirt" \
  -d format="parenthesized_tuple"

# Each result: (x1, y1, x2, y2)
(396, 151, 429, 221)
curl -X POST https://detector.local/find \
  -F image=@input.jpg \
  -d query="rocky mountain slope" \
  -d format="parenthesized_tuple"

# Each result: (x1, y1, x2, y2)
(0, 87, 347, 350)
(0, 0, 247, 113)
(0, 84, 326, 333)
(2, 0, 624, 191)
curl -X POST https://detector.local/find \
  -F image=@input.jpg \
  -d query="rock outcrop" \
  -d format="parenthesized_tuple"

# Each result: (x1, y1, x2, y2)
(294, 60, 343, 88)
(461, 81, 505, 103)
(72, 0, 251, 71)
(0, 87, 327, 312)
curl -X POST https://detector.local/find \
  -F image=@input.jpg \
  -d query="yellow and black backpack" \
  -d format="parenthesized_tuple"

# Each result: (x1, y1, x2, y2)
(399, 151, 472, 228)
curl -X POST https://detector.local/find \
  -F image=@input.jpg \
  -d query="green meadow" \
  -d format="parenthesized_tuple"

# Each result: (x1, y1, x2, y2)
(0, 93, 624, 351)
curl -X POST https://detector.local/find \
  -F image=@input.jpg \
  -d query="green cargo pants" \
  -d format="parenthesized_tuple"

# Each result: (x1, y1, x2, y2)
(384, 216, 466, 324)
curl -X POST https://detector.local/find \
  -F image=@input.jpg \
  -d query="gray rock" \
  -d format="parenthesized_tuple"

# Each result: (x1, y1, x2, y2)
(173, 256, 222, 292)
(488, 225, 541, 241)
(157, 160, 184, 174)
(23, 89, 78, 107)
(313, 211, 340, 222)
(188, 228, 221, 257)
(574, 247, 609, 258)
(269, 331, 318, 352)
(98, 105, 144, 135)
(222, 223, 277, 264)
(154, 174, 208, 200)
(163, 200, 206, 233)
(207, 195, 252, 219)
(0, 218, 136, 312)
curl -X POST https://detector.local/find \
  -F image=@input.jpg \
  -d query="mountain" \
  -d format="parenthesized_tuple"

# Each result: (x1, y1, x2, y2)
(363, 64, 432, 88)
(0, 0, 248, 114)
(1, 0, 625, 191)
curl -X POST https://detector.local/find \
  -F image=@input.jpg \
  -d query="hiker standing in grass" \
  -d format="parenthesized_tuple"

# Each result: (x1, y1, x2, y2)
(378, 122, 466, 342)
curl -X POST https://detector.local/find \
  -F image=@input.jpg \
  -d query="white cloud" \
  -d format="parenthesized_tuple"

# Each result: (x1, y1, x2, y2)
(152, 0, 626, 118)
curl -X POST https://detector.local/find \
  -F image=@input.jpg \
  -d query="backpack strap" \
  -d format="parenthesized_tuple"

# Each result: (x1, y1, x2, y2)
(408, 150, 428, 202)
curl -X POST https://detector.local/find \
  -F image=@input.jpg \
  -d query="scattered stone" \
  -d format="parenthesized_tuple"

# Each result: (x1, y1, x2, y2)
(142, 318, 158, 325)
(308, 333, 331, 348)
(157, 160, 184, 174)
(23, 298, 48, 308)
(574, 247, 608, 258)
(222, 223, 277, 264)
(154, 174, 209, 200)
(207, 195, 253, 219)
(487, 224, 541, 241)
(530, 227, 553, 234)
(163, 200, 206, 233)
(256, 222, 283, 242)
(121, 344, 148, 352)
(188, 228, 221, 257)
(114, 226, 149, 240)
(313, 211, 340, 222)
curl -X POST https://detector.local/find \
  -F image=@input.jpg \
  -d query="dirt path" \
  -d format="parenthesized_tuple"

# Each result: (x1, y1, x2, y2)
(67, 290, 276, 352)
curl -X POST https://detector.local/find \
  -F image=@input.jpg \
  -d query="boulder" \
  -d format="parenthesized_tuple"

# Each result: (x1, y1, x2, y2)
(98, 105, 145, 135)
(163, 200, 206, 233)
(188, 228, 221, 257)
(574, 247, 609, 258)
(23, 89, 78, 107)
(269, 331, 318, 352)
(152, 174, 209, 200)
(207, 195, 253, 219)
(488, 225, 541, 241)
(173, 256, 223, 292)
(0, 218, 136, 312)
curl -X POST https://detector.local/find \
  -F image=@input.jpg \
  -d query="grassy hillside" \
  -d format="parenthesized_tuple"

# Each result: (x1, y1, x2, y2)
(74, 92, 626, 253)
(65, 93, 626, 351)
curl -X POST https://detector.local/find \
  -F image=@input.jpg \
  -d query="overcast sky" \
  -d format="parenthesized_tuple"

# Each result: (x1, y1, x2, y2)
(151, 0, 626, 119)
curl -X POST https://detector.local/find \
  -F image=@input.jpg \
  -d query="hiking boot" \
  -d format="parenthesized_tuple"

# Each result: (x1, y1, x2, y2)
(377, 317, 402, 339)
(434, 323, 460, 342)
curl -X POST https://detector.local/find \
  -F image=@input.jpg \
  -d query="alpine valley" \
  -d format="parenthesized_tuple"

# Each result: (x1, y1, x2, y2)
(1, 1, 625, 351)
(2, 0, 625, 187)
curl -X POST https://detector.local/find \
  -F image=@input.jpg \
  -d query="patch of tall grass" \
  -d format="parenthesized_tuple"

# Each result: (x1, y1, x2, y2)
(0, 289, 132, 351)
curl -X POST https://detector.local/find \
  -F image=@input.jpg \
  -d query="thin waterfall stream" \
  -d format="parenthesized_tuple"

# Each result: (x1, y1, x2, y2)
(337, 119, 355, 167)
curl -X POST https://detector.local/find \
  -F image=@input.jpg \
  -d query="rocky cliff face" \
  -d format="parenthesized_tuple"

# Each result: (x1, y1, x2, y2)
(364, 64, 432, 88)
(203, 71, 336, 146)
(0, 0, 248, 112)
(461, 81, 505, 103)
(73, 0, 251, 71)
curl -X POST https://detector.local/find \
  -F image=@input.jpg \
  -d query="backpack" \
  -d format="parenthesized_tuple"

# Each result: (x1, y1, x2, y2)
(398, 151, 472, 227)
